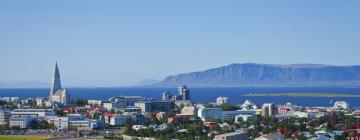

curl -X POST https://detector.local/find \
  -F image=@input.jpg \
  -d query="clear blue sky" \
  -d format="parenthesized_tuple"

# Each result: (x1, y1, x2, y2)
(1, 0, 359, 87)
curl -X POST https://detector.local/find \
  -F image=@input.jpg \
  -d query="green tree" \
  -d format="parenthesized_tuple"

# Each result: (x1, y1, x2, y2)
(30, 119, 39, 129)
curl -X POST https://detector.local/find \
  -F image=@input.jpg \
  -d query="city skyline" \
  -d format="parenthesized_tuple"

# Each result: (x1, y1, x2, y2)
(1, 1, 360, 87)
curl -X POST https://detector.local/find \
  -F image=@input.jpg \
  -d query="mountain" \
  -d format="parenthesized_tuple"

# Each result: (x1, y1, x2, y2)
(153, 63, 360, 87)
(0, 81, 48, 88)
(136, 79, 160, 86)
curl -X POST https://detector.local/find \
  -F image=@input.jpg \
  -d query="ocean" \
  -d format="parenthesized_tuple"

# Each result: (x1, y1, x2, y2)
(0, 87, 359, 107)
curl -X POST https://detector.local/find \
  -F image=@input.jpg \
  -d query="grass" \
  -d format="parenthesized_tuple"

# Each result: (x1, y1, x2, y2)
(0, 135, 54, 140)
(243, 93, 360, 97)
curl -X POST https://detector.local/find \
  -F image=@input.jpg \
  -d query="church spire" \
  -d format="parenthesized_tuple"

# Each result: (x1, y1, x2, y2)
(50, 62, 62, 97)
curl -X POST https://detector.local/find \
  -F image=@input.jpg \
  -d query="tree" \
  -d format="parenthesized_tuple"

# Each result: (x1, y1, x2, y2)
(39, 120, 49, 129)
(30, 119, 39, 129)
(219, 103, 240, 111)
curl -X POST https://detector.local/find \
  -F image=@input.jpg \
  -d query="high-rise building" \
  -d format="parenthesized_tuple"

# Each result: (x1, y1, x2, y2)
(261, 103, 278, 117)
(161, 91, 173, 101)
(216, 97, 228, 105)
(50, 62, 69, 105)
(178, 85, 190, 100)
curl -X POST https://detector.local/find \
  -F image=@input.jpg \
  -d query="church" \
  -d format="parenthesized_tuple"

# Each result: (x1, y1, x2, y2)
(49, 62, 70, 106)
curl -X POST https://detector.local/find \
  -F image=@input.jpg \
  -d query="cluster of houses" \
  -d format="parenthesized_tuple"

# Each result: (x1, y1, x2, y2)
(1, 92, 359, 140)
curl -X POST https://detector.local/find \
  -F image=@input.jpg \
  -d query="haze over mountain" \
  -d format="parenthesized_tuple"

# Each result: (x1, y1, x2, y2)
(152, 63, 360, 87)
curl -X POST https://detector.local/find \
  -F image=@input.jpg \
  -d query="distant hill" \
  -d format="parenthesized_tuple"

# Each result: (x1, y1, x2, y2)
(153, 63, 360, 87)
(0, 81, 48, 88)
(136, 79, 160, 86)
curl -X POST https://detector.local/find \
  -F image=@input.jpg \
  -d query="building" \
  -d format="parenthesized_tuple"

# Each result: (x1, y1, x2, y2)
(261, 103, 278, 117)
(174, 100, 192, 107)
(88, 100, 102, 106)
(214, 130, 249, 140)
(11, 109, 55, 117)
(241, 100, 258, 110)
(103, 102, 122, 111)
(197, 108, 222, 121)
(49, 62, 70, 105)
(108, 96, 146, 107)
(51, 117, 69, 131)
(255, 133, 285, 140)
(161, 91, 173, 101)
(135, 101, 175, 113)
(177, 106, 197, 116)
(109, 115, 126, 126)
(9, 116, 33, 129)
(177, 85, 190, 100)
(235, 114, 256, 123)
(0, 108, 10, 125)
(333, 101, 349, 110)
(222, 111, 243, 122)
(216, 97, 228, 105)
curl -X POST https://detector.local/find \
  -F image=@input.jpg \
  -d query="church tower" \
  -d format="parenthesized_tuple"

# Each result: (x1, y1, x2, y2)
(50, 62, 62, 97)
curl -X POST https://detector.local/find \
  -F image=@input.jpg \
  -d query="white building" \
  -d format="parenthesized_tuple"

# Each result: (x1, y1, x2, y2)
(197, 108, 222, 121)
(88, 100, 102, 106)
(11, 109, 55, 117)
(109, 115, 126, 126)
(51, 117, 69, 131)
(9, 116, 33, 129)
(241, 100, 258, 110)
(216, 97, 228, 105)
(0, 108, 10, 125)
(333, 101, 349, 110)
(49, 63, 70, 105)
(11, 97, 20, 102)
(235, 114, 256, 123)
(177, 106, 197, 116)
(261, 103, 278, 117)
(103, 102, 122, 111)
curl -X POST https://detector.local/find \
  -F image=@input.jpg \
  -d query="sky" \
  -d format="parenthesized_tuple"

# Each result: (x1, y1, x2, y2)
(1, 0, 360, 87)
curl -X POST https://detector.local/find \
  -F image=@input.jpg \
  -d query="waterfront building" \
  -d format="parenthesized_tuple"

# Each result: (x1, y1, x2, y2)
(108, 96, 146, 107)
(35, 98, 44, 106)
(11, 97, 20, 102)
(216, 97, 228, 105)
(175, 85, 190, 100)
(88, 100, 102, 106)
(161, 91, 173, 101)
(333, 101, 349, 110)
(0, 108, 10, 125)
(9, 116, 33, 129)
(261, 103, 278, 117)
(197, 108, 222, 121)
(49, 63, 69, 105)
(214, 130, 249, 140)
(255, 133, 285, 140)
(135, 101, 175, 113)
(241, 100, 258, 110)
(11, 109, 55, 117)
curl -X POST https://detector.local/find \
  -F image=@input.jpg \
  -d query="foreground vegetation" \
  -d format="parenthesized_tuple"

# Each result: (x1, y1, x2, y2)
(0, 135, 53, 140)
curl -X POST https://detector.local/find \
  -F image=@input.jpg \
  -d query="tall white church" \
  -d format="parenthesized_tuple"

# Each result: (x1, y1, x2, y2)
(49, 62, 69, 105)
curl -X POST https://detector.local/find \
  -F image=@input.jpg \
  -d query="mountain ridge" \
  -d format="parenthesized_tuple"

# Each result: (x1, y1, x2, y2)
(152, 63, 360, 87)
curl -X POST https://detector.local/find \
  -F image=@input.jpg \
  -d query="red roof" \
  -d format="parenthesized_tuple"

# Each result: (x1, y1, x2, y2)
(104, 112, 113, 116)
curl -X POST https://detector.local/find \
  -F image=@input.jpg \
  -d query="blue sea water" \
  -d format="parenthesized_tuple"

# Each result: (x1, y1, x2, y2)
(0, 87, 359, 107)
